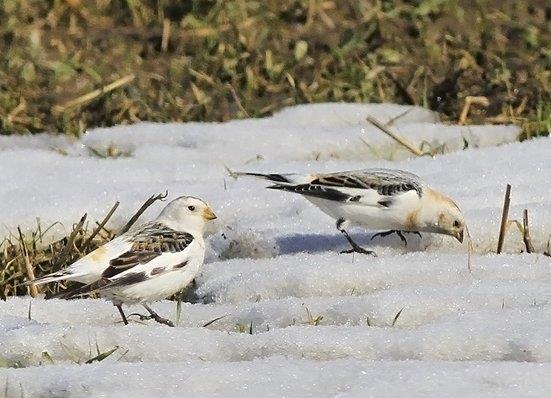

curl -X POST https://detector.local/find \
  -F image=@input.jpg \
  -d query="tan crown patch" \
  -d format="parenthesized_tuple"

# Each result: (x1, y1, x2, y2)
(426, 187, 459, 210)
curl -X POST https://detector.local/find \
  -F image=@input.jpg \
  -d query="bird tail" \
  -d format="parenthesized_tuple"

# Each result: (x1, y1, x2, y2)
(228, 167, 354, 201)
(227, 165, 301, 185)
(48, 280, 104, 300)
(24, 270, 85, 287)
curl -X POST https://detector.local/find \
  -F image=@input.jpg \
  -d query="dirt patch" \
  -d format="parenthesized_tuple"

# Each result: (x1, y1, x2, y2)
(0, 0, 548, 136)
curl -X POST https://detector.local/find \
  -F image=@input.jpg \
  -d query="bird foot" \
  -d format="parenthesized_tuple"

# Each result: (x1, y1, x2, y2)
(128, 312, 175, 327)
(371, 230, 421, 246)
(339, 228, 377, 256)
(151, 315, 175, 327)
(340, 246, 377, 256)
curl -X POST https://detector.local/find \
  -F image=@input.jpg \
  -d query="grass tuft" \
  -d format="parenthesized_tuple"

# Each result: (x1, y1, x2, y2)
(304, 305, 323, 326)
(0, 193, 165, 299)
(85, 346, 119, 364)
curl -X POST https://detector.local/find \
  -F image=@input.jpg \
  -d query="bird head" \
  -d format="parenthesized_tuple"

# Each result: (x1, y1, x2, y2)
(417, 188, 465, 243)
(157, 196, 217, 234)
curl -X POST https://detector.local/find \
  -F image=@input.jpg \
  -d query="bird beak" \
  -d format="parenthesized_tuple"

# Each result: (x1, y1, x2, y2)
(202, 207, 217, 221)
(454, 230, 464, 243)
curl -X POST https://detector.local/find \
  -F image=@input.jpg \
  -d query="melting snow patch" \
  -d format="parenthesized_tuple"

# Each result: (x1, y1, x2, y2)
(0, 103, 549, 397)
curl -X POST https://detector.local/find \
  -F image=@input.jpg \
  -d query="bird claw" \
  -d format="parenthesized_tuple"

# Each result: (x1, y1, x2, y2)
(371, 230, 422, 246)
(371, 230, 396, 240)
(340, 247, 377, 256)
(128, 312, 175, 327)
(128, 312, 151, 321)
(152, 317, 175, 327)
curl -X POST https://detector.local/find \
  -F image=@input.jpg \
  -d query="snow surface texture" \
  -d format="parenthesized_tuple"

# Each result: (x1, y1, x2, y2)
(1, 103, 550, 397)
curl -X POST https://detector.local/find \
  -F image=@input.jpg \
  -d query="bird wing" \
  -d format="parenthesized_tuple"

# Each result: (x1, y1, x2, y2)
(312, 169, 423, 197)
(101, 222, 194, 279)
(56, 222, 196, 298)
(268, 168, 423, 207)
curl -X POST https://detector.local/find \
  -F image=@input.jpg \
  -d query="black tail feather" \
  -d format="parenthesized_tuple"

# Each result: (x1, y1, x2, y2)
(48, 281, 103, 300)
(240, 172, 293, 183)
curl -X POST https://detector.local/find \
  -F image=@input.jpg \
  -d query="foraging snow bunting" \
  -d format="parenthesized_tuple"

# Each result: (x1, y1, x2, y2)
(233, 168, 465, 255)
(29, 196, 217, 326)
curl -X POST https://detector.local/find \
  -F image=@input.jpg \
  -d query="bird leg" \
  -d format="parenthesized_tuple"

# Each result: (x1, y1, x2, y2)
(115, 304, 129, 325)
(336, 219, 377, 256)
(141, 304, 175, 327)
(371, 230, 422, 246)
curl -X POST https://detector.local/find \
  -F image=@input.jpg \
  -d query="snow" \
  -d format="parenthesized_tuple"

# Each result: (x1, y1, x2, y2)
(1, 358, 550, 398)
(0, 103, 521, 238)
(1, 103, 550, 397)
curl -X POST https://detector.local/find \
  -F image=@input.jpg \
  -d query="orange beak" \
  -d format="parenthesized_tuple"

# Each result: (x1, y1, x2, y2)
(202, 207, 217, 221)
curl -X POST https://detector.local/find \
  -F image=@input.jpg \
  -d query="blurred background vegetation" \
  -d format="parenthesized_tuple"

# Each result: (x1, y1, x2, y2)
(0, 0, 549, 137)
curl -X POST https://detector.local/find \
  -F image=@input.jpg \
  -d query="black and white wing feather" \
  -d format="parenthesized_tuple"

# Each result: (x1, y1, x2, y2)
(56, 222, 195, 298)
(311, 169, 423, 197)
(102, 222, 194, 278)
(264, 168, 423, 207)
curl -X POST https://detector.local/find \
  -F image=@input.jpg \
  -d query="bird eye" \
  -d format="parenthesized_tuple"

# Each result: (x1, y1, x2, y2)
(453, 220, 461, 228)
(188, 205, 195, 211)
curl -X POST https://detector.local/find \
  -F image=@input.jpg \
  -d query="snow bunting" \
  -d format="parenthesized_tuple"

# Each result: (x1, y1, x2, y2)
(29, 196, 217, 326)
(233, 168, 465, 255)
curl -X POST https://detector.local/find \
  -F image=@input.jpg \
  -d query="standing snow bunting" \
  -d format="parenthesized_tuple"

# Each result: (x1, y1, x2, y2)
(233, 168, 465, 255)
(29, 196, 217, 326)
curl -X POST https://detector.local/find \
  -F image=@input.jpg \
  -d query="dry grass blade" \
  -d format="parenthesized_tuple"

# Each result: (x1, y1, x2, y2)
(465, 224, 473, 272)
(82, 201, 120, 251)
(304, 306, 323, 326)
(17, 227, 38, 297)
(385, 108, 413, 126)
(365, 115, 423, 156)
(226, 83, 250, 117)
(497, 184, 512, 254)
(202, 314, 228, 327)
(41, 351, 54, 364)
(53, 74, 136, 114)
(391, 307, 405, 327)
(57, 213, 88, 265)
(223, 164, 240, 179)
(161, 19, 171, 53)
(116, 191, 168, 236)
(85, 346, 119, 364)
(458, 96, 490, 125)
(522, 209, 535, 254)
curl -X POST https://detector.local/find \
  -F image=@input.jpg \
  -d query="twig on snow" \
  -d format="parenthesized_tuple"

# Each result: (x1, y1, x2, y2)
(82, 201, 120, 250)
(522, 209, 535, 253)
(57, 213, 88, 265)
(116, 191, 168, 236)
(365, 115, 423, 156)
(497, 184, 511, 254)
